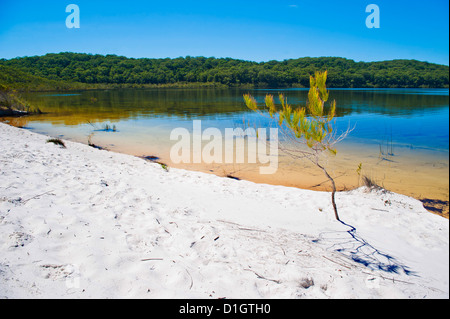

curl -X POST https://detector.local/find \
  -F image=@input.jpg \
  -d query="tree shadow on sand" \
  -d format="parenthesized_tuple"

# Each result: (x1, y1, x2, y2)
(314, 220, 416, 276)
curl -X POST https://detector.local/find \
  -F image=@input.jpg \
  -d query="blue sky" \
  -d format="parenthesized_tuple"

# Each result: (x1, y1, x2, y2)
(0, 0, 448, 65)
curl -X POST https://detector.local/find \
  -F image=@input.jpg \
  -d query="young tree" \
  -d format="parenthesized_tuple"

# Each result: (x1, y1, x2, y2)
(243, 71, 349, 221)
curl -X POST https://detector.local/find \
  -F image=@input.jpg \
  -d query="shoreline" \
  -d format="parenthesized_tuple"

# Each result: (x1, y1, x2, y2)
(72, 132, 450, 218)
(4, 105, 448, 218)
(5, 116, 447, 218)
(0, 122, 448, 298)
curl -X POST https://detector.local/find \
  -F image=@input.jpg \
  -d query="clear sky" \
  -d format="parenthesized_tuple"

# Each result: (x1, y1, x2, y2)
(0, 0, 448, 65)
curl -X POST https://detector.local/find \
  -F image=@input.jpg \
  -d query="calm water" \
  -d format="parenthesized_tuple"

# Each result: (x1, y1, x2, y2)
(3, 88, 449, 204)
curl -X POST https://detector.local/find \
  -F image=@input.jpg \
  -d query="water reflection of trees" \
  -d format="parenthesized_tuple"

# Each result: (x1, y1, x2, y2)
(17, 88, 449, 125)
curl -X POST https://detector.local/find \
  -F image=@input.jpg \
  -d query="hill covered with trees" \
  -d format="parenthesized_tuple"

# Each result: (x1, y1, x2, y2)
(0, 53, 448, 91)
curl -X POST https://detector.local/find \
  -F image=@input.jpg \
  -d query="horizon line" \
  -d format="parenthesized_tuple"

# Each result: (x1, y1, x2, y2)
(2, 52, 449, 67)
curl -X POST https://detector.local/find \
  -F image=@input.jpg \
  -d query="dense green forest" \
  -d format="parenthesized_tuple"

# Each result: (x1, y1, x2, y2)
(0, 52, 448, 91)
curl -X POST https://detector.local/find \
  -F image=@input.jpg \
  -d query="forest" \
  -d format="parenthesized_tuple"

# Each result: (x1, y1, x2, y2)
(0, 52, 448, 91)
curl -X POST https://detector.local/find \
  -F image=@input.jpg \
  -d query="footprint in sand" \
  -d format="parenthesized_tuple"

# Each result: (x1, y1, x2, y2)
(39, 264, 78, 281)
(7, 232, 33, 249)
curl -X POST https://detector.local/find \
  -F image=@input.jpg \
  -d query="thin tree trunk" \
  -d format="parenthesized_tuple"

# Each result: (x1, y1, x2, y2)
(316, 162, 340, 221)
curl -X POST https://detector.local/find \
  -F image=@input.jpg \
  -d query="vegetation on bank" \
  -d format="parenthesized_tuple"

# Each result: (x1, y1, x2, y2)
(0, 64, 228, 92)
(0, 84, 42, 115)
(46, 138, 66, 148)
(0, 53, 448, 92)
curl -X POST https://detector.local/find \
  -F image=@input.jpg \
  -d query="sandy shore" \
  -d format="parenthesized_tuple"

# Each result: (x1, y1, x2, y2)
(0, 122, 448, 298)
(5, 115, 449, 217)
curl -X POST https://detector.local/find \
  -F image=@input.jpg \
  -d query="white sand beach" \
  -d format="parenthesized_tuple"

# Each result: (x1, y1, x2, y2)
(0, 122, 448, 299)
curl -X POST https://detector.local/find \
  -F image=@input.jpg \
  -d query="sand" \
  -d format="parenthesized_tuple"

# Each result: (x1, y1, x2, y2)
(0, 122, 448, 299)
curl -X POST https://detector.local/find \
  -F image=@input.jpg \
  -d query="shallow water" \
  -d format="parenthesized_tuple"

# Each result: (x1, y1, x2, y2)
(2, 88, 449, 214)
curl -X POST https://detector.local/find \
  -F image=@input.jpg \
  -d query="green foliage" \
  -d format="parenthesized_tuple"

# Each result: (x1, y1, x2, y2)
(157, 162, 169, 172)
(243, 71, 346, 221)
(0, 53, 448, 91)
(0, 64, 86, 92)
(244, 70, 338, 153)
(0, 83, 41, 114)
(356, 163, 363, 176)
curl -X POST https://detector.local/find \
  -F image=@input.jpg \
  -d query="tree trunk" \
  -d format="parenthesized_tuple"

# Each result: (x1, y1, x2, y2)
(317, 163, 340, 221)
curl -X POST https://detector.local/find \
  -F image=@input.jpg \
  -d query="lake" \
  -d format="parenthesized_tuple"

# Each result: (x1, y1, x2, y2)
(3, 88, 449, 215)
